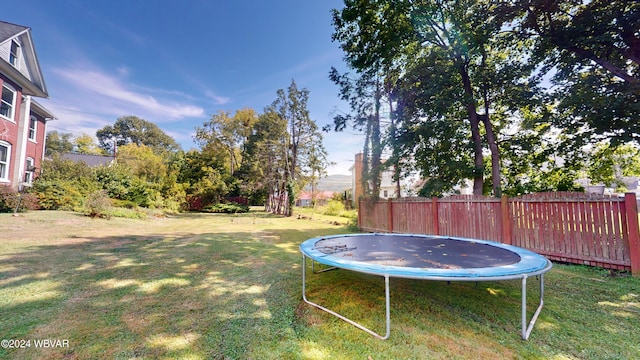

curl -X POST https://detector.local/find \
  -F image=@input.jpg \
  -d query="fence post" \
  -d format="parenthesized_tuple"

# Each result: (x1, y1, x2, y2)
(387, 198, 394, 233)
(432, 197, 439, 235)
(624, 193, 640, 276)
(501, 195, 512, 245)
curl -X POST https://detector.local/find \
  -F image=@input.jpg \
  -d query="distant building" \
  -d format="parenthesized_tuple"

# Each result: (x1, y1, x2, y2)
(296, 190, 335, 207)
(350, 153, 416, 207)
(577, 176, 640, 197)
(60, 153, 115, 167)
(1, 20, 55, 190)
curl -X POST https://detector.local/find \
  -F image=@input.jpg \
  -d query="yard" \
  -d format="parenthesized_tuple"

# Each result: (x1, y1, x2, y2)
(0, 210, 638, 359)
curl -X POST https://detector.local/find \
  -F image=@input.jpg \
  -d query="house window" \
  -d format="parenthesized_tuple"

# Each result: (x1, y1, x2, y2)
(28, 116, 37, 141)
(1, 84, 16, 121)
(24, 157, 34, 184)
(10, 41, 19, 67)
(0, 141, 10, 182)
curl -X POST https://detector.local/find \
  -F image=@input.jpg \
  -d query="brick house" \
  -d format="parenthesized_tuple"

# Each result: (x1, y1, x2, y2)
(0, 20, 55, 190)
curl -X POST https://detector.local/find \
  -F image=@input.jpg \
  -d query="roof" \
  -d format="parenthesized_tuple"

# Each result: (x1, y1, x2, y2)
(0, 21, 29, 43)
(61, 153, 115, 167)
(298, 190, 335, 200)
(31, 99, 56, 119)
(0, 20, 48, 98)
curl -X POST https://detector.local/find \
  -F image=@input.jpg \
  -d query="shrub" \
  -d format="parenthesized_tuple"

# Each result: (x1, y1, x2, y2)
(15, 192, 39, 212)
(161, 179, 188, 211)
(321, 199, 346, 216)
(30, 157, 98, 210)
(94, 164, 133, 200)
(30, 180, 84, 210)
(104, 206, 147, 219)
(202, 203, 249, 214)
(0, 186, 18, 212)
(0, 188, 39, 212)
(111, 199, 138, 209)
(124, 177, 161, 207)
(84, 190, 112, 218)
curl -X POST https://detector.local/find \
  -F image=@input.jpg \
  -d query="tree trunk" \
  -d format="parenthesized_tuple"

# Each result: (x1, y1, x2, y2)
(387, 89, 402, 198)
(458, 60, 484, 195)
(370, 80, 383, 198)
(482, 113, 501, 196)
(362, 118, 372, 196)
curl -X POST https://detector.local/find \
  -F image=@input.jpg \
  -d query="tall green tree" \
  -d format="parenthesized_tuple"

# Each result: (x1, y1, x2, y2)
(332, 0, 540, 196)
(270, 80, 328, 215)
(239, 110, 289, 212)
(194, 108, 258, 175)
(96, 116, 180, 156)
(177, 146, 230, 205)
(328, 68, 385, 198)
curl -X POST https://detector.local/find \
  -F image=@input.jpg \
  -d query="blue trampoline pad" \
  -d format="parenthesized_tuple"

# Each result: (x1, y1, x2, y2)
(300, 233, 551, 279)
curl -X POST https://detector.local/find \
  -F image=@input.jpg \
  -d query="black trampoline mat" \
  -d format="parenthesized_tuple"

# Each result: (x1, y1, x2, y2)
(314, 235, 521, 269)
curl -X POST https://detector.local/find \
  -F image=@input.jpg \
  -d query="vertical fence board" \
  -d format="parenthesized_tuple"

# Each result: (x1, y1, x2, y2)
(593, 201, 604, 261)
(551, 201, 560, 257)
(525, 201, 535, 251)
(556, 201, 567, 258)
(568, 201, 579, 259)
(603, 201, 614, 261)
(512, 200, 522, 248)
(612, 202, 624, 262)
(588, 200, 598, 259)
(581, 200, 590, 259)
(535, 201, 544, 252)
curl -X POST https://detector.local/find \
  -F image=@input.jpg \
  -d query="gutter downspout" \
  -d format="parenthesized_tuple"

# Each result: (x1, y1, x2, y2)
(13, 94, 30, 191)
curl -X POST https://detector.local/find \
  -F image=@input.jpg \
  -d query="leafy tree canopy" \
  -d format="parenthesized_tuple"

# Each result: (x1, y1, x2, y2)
(194, 108, 259, 175)
(116, 143, 168, 182)
(587, 142, 640, 190)
(73, 133, 104, 155)
(499, 0, 640, 144)
(96, 116, 181, 156)
(45, 131, 74, 156)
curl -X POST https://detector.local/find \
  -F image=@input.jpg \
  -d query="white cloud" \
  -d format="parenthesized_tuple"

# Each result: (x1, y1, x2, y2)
(205, 90, 231, 105)
(52, 66, 205, 120)
(116, 66, 130, 77)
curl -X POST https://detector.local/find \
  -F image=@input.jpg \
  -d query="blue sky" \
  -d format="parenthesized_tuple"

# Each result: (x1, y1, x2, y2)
(5, 0, 362, 175)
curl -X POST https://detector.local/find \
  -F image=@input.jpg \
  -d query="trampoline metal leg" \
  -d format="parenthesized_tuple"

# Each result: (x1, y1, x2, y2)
(311, 259, 337, 274)
(302, 254, 391, 340)
(521, 274, 545, 340)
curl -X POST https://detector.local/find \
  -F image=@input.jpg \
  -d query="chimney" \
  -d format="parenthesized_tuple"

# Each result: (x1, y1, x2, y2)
(354, 153, 364, 207)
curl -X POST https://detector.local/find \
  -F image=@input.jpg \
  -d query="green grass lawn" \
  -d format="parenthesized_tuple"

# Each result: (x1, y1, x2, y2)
(0, 210, 638, 359)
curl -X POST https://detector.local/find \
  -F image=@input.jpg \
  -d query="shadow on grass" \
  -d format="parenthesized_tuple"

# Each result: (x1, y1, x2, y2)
(0, 223, 337, 359)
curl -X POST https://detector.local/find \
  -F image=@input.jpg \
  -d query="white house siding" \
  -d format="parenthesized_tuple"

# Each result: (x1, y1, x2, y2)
(0, 42, 8, 63)
(0, 37, 33, 82)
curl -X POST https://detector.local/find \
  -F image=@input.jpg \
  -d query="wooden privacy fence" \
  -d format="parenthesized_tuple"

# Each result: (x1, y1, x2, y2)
(358, 192, 640, 275)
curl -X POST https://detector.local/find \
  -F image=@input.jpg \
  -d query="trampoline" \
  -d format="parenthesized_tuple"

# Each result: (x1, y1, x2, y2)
(300, 233, 552, 340)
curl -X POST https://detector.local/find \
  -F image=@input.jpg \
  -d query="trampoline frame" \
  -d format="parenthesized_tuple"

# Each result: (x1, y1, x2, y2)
(300, 233, 553, 340)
